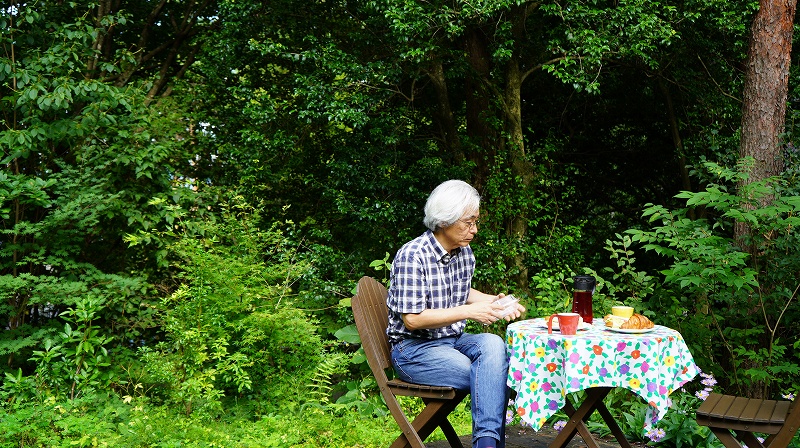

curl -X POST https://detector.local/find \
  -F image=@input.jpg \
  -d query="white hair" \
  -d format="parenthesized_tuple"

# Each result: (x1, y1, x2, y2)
(423, 180, 480, 231)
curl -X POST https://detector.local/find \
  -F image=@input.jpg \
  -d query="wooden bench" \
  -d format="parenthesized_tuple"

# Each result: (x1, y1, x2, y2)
(696, 393, 799, 448)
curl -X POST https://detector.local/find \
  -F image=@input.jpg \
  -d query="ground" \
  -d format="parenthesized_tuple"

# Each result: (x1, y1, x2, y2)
(426, 425, 650, 448)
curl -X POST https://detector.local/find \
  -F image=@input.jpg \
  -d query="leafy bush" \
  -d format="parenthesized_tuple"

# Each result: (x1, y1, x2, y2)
(134, 203, 326, 416)
(29, 295, 115, 400)
(628, 159, 800, 397)
(0, 2, 187, 378)
(0, 393, 126, 448)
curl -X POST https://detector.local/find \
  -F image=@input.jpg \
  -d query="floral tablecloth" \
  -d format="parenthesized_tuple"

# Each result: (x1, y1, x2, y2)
(506, 318, 699, 431)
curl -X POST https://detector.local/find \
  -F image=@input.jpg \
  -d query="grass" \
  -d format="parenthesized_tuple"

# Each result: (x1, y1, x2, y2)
(0, 395, 474, 448)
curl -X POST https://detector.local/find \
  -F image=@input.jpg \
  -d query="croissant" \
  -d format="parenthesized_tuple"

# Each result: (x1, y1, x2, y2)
(620, 313, 654, 330)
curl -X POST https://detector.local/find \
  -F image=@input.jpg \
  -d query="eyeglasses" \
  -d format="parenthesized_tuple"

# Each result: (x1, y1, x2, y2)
(459, 219, 480, 229)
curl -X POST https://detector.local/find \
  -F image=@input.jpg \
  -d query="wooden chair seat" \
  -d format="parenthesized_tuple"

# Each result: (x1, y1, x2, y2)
(351, 276, 467, 448)
(387, 379, 460, 400)
(697, 393, 799, 448)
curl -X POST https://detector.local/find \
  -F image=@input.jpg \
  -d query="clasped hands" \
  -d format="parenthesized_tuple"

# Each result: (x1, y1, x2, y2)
(476, 294, 525, 326)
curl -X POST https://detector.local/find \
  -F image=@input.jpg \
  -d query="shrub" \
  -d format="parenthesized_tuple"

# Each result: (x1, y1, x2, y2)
(628, 159, 800, 397)
(135, 203, 326, 416)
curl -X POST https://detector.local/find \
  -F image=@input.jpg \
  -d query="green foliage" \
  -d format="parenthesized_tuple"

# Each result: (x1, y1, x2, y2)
(0, 0, 204, 380)
(627, 159, 800, 396)
(29, 296, 115, 401)
(541, 0, 686, 93)
(600, 234, 655, 306)
(133, 203, 326, 416)
(368, 252, 393, 282)
(0, 393, 126, 448)
(305, 352, 349, 406)
(476, 139, 587, 294)
(528, 270, 576, 314)
(0, 391, 469, 447)
(641, 392, 719, 447)
(0, 368, 36, 405)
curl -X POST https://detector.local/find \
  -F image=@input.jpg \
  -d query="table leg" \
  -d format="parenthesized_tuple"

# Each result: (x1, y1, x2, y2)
(549, 388, 608, 448)
(548, 387, 631, 448)
(595, 400, 632, 448)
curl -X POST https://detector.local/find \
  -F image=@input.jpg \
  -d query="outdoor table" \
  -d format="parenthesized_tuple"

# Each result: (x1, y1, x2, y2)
(506, 317, 699, 448)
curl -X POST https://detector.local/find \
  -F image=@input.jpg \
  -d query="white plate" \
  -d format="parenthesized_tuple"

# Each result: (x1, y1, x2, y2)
(604, 326, 657, 334)
(533, 318, 592, 331)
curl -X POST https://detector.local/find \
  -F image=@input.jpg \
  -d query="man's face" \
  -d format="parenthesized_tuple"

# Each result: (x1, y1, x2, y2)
(437, 210, 479, 251)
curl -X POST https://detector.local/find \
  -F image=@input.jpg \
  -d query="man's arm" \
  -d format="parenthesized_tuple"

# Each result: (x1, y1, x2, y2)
(467, 287, 501, 304)
(402, 288, 525, 329)
(402, 300, 502, 330)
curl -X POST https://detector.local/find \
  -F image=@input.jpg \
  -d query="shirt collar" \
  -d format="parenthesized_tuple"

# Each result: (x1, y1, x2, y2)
(440, 247, 462, 264)
(426, 231, 461, 264)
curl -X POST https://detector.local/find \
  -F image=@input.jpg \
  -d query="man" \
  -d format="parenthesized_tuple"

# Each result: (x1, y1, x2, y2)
(386, 179, 525, 448)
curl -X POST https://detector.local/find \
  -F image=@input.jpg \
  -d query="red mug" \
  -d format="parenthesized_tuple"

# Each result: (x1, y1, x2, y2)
(547, 312, 580, 335)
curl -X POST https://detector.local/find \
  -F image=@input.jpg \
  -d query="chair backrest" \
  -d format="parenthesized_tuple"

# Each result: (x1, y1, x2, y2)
(351, 276, 393, 381)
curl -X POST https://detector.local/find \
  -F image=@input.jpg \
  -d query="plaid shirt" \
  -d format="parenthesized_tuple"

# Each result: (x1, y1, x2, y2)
(386, 230, 476, 346)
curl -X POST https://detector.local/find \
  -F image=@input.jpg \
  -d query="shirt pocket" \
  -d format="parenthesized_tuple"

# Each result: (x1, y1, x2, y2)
(451, 275, 472, 304)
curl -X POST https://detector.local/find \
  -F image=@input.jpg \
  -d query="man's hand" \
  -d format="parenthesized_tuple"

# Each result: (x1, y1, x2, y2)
(493, 295, 526, 322)
(471, 300, 505, 326)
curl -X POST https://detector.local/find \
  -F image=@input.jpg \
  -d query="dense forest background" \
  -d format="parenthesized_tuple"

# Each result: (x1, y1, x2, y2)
(2, 1, 800, 446)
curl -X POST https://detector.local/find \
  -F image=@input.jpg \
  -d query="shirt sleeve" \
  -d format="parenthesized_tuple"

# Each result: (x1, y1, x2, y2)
(387, 249, 427, 315)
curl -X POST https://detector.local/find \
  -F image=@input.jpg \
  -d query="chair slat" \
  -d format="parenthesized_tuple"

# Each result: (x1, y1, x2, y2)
(723, 396, 751, 422)
(708, 393, 735, 418)
(697, 392, 725, 418)
(751, 400, 779, 424)
(696, 392, 800, 448)
(771, 401, 790, 425)
(388, 379, 459, 399)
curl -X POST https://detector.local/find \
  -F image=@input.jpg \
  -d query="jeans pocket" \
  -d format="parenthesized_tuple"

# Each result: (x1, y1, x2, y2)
(391, 339, 421, 383)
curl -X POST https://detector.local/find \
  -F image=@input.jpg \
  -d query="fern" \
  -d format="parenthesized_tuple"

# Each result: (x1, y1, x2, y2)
(306, 352, 349, 405)
(0, 327, 56, 355)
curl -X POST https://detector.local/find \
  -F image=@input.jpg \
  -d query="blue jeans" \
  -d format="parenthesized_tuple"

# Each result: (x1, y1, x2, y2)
(391, 333, 508, 448)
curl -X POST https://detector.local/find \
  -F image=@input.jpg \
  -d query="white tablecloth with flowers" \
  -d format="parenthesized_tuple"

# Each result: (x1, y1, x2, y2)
(506, 318, 699, 431)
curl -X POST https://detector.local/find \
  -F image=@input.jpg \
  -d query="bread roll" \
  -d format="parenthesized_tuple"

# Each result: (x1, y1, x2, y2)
(604, 315, 628, 329)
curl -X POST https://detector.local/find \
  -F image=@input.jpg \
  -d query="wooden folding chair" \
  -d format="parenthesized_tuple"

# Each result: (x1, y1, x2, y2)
(696, 392, 800, 448)
(351, 276, 468, 448)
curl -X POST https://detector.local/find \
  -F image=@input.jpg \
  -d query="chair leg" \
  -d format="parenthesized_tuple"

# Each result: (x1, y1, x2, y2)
(710, 427, 750, 448)
(439, 419, 465, 448)
(411, 398, 462, 442)
(387, 399, 454, 448)
(763, 428, 798, 448)
(389, 435, 419, 448)
(422, 392, 467, 448)
(388, 422, 426, 448)
(388, 396, 466, 448)
(383, 392, 426, 448)
(734, 430, 765, 448)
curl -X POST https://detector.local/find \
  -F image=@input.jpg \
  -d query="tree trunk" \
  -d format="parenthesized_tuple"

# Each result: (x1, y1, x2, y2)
(504, 59, 532, 292)
(735, 0, 796, 398)
(426, 58, 464, 164)
(736, 0, 796, 247)
(501, 3, 539, 293)
(659, 79, 698, 220)
(464, 27, 495, 189)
